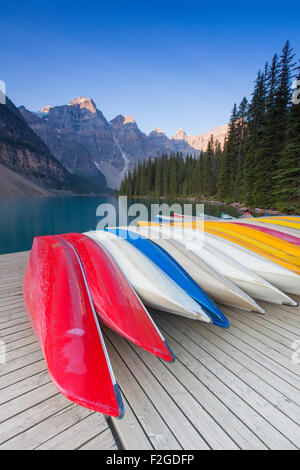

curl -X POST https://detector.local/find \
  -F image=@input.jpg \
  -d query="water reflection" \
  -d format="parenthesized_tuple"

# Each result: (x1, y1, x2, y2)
(0, 196, 240, 254)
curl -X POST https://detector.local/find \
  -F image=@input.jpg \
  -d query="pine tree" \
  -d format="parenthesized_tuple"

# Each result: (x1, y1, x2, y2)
(203, 135, 216, 196)
(217, 104, 239, 202)
(273, 69, 300, 211)
(119, 41, 299, 213)
(169, 154, 177, 197)
(235, 97, 248, 200)
(154, 157, 162, 197)
(253, 42, 295, 206)
(242, 70, 267, 204)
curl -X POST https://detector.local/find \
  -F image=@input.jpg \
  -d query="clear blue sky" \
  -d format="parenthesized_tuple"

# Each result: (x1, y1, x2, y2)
(1, 0, 299, 136)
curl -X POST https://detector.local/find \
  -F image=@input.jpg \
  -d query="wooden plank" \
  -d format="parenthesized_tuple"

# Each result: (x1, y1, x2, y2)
(267, 308, 300, 329)
(171, 318, 300, 409)
(155, 315, 297, 450)
(0, 370, 50, 405)
(106, 337, 181, 450)
(0, 327, 36, 345)
(35, 413, 110, 450)
(79, 429, 118, 450)
(0, 318, 30, 331)
(0, 282, 23, 292)
(0, 301, 25, 313)
(0, 280, 23, 289)
(243, 309, 300, 335)
(5, 342, 41, 362)
(0, 360, 46, 389)
(5, 335, 37, 353)
(131, 342, 239, 450)
(1, 251, 300, 450)
(214, 315, 300, 376)
(0, 394, 71, 445)
(227, 310, 300, 345)
(0, 297, 24, 309)
(0, 289, 23, 299)
(105, 329, 209, 450)
(157, 344, 267, 450)
(0, 311, 27, 324)
(0, 320, 32, 339)
(0, 350, 44, 377)
(222, 313, 295, 359)
(0, 382, 59, 423)
(112, 396, 153, 450)
(1, 405, 93, 450)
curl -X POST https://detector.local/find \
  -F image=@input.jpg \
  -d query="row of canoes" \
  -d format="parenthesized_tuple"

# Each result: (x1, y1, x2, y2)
(23, 215, 300, 418)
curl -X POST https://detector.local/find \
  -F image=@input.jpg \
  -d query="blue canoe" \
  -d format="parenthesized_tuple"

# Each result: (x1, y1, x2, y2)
(106, 228, 229, 328)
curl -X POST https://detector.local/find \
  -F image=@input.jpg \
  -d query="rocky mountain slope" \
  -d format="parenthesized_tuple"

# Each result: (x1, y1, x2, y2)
(0, 97, 72, 193)
(20, 97, 228, 189)
(20, 97, 125, 189)
(171, 124, 228, 151)
(0, 163, 55, 196)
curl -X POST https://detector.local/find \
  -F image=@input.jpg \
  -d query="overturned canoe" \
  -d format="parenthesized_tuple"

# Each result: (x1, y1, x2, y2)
(106, 228, 229, 328)
(59, 233, 174, 362)
(179, 236, 296, 305)
(254, 218, 300, 230)
(204, 225, 300, 275)
(129, 225, 266, 314)
(202, 232, 300, 297)
(141, 225, 295, 306)
(221, 212, 236, 219)
(232, 222, 300, 247)
(85, 230, 212, 323)
(23, 235, 124, 417)
(233, 219, 300, 238)
(173, 212, 219, 221)
(205, 222, 300, 261)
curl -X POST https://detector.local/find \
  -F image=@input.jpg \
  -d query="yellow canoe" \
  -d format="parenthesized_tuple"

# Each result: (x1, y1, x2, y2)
(254, 218, 300, 230)
(138, 221, 300, 274)
(205, 222, 300, 258)
(204, 226, 300, 275)
(233, 219, 300, 238)
(266, 216, 300, 221)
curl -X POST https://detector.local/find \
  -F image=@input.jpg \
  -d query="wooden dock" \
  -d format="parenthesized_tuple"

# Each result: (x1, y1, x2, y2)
(1, 251, 300, 450)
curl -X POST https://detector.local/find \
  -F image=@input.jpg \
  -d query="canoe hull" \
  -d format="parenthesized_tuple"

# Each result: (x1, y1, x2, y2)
(59, 233, 174, 362)
(106, 228, 229, 328)
(130, 226, 266, 314)
(23, 235, 123, 417)
(85, 231, 211, 322)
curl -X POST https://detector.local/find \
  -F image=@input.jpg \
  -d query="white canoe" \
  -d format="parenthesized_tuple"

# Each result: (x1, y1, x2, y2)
(155, 225, 297, 304)
(173, 212, 219, 221)
(145, 229, 297, 306)
(135, 225, 297, 306)
(125, 226, 265, 313)
(202, 232, 300, 298)
(85, 231, 211, 322)
(233, 219, 300, 238)
(181, 234, 297, 306)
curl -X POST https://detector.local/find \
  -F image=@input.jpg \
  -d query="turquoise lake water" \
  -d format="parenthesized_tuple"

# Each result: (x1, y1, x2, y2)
(0, 196, 240, 254)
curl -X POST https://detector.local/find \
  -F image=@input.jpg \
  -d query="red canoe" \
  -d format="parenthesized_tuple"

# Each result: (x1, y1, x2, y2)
(59, 233, 174, 362)
(233, 222, 300, 247)
(23, 235, 124, 417)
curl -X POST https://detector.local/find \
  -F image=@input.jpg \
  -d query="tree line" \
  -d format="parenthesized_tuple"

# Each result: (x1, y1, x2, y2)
(120, 41, 300, 213)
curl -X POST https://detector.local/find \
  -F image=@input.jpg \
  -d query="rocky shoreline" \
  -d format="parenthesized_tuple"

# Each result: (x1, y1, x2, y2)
(127, 195, 291, 216)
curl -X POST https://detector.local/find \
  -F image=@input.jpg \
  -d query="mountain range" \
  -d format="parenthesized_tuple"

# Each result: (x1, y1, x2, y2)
(0, 95, 228, 195)
(20, 97, 228, 189)
(0, 96, 72, 195)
